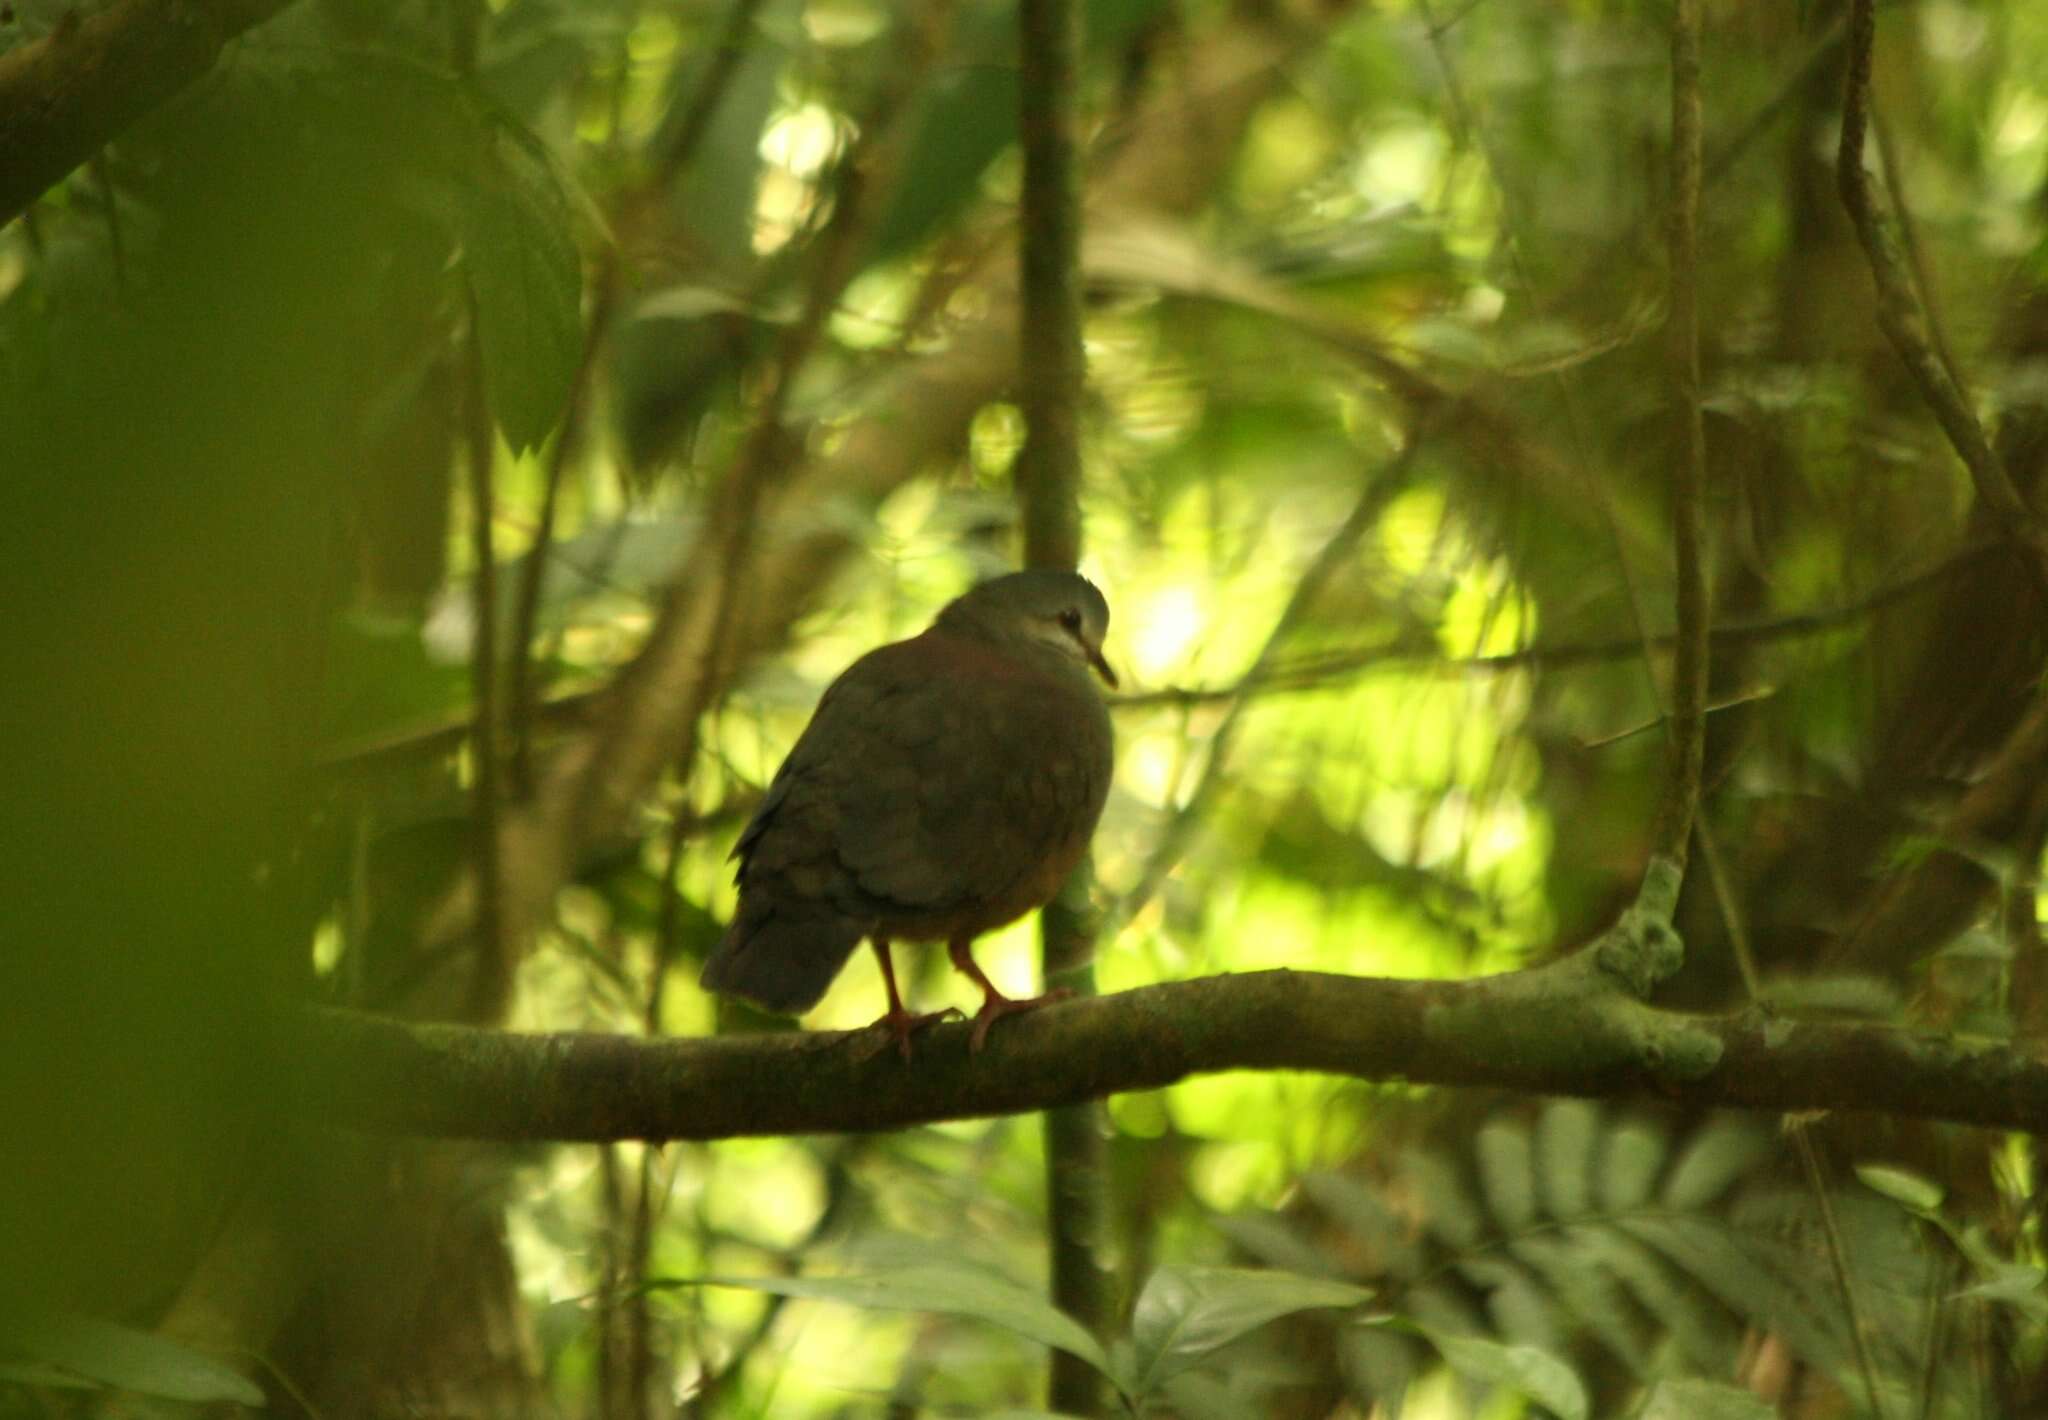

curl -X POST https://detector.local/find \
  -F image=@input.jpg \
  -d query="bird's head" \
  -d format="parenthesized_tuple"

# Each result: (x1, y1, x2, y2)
(940, 569, 1118, 689)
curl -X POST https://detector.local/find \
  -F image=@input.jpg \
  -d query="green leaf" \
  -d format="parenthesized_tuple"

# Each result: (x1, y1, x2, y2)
(462, 124, 583, 453)
(1956, 1261, 2048, 1317)
(674, 1264, 1113, 1379)
(1475, 1119, 1537, 1231)
(1597, 1121, 1668, 1212)
(1411, 1326, 1586, 1420)
(5, 1312, 264, 1405)
(0, 1361, 97, 1389)
(1659, 1116, 1770, 1210)
(1855, 1163, 1945, 1215)
(1621, 1215, 1849, 1381)
(1126, 1265, 1371, 1398)
(864, 0, 1018, 261)
(1535, 1099, 1599, 1219)
(1583, 1226, 1736, 1373)
(1507, 1231, 1647, 1376)
(1639, 1377, 1776, 1420)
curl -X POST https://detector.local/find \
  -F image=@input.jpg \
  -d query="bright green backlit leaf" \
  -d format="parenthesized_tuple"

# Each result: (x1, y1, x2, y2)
(1855, 1162, 1946, 1215)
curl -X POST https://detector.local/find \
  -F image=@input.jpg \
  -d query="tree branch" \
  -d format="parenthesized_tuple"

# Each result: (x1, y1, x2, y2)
(0, 0, 297, 227)
(297, 969, 2048, 1141)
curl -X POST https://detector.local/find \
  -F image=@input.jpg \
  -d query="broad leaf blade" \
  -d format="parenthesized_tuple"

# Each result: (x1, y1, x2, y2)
(7, 1312, 264, 1405)
(1854, 1162, 1944, 1215)
(1126, 1265, 1371, 1398)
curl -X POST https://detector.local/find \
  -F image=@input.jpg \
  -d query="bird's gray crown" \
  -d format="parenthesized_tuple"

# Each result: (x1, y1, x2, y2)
(939, 569, 1109, 640)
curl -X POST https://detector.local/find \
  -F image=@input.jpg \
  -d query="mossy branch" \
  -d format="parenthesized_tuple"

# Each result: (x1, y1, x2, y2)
(297, 969, 2048, 1142)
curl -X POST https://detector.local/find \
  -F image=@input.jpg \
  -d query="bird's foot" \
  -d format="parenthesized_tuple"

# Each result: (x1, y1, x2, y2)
(968, 987, 1072, 1053)
(871, 1004, 962, 1062)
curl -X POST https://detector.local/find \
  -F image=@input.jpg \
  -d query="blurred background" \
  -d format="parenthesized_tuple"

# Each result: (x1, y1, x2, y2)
(6, 0, 2048, 1414)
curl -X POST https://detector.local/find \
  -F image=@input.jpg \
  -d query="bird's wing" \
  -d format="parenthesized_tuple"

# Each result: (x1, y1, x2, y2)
(726, 640, 913, 901)
(729, 632, 1110, 931)
(829, 635, 1109, 919)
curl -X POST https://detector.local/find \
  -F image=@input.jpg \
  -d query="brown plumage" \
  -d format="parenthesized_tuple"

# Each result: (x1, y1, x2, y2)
(700, 570, 1117, 1056)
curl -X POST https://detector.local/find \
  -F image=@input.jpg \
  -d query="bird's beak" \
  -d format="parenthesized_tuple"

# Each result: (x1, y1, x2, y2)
(1087, 644, 1118, 689)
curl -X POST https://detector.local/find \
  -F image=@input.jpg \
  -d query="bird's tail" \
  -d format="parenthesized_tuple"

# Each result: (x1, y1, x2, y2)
(699, 903, 863, 1015)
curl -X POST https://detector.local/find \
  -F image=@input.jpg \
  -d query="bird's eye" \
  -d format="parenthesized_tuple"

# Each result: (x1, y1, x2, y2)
(1057, 608, 1083, 635)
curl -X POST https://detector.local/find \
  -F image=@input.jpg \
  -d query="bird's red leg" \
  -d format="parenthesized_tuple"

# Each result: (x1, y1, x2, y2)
(868, 938, 958, 1061)
(947, 938, 1072, 1052)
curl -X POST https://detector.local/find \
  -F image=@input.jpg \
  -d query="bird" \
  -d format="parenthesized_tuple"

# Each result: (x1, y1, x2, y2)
(700, 569, 1117, 1058)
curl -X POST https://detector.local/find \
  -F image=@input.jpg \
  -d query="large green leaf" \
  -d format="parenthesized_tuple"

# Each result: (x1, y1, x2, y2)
(5, 1311, 264, 1406)
(676, 1264, 1113, 1379)
(1658, 1116, 1771, 1211)
(461, 125, 583, 453)
(1408, 1325, 1586, 1420)
(1125, 1265, 1371, 1398)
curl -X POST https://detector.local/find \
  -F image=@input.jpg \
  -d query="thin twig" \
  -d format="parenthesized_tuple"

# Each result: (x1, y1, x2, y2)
(1143, 540, 1993, 707)
(1653, 0, 1709, 871)
(463, 310, 508, 1020)
(1837, 0, 2046, 580)
(1792, 1123, 1891, 1420)
(1702, 17, 1845, 188)
(507, 302, 607, 798)
(1117, 541, 1990, 708)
